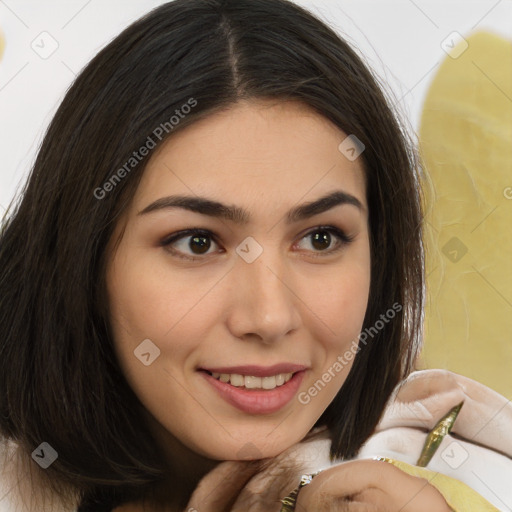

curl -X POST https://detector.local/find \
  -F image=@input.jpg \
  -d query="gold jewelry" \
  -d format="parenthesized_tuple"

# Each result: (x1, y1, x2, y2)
(278, 402, 463, 510)
(279, 471, 322, 511)
(416, 401, 464, 467)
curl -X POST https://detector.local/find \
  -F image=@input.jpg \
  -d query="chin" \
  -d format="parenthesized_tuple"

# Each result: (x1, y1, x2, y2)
(198, 429, 306, 461)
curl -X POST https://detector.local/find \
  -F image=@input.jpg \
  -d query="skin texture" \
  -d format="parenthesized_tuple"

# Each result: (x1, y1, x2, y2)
(106, 99, 448, 510)
(107, 98, 370, 459)
(295, 460, 452, 512)
(181, 457, 453, 512)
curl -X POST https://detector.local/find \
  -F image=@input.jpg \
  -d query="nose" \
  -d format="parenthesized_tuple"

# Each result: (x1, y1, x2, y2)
(226, 249, 302, 344)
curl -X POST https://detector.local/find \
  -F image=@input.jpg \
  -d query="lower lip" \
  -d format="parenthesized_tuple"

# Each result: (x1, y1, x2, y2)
(200, 370, 305, 415)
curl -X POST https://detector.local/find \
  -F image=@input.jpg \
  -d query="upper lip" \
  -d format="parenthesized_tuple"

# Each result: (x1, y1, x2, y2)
(200, 363, 308, 377)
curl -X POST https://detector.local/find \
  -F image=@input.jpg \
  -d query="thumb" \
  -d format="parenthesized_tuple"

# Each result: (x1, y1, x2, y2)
(185, 459, 262, 512)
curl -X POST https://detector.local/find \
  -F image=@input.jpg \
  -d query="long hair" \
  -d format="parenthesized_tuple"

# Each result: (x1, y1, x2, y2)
(0, 0, 424, 508)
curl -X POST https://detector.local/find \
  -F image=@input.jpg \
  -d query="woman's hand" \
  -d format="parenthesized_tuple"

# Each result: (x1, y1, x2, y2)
(185, 431, 333, 512)
(185, 458, 452, 512)
(185, 457, 306, 512)
(184, 459, 263, 512)
(296, 459, 452, 512)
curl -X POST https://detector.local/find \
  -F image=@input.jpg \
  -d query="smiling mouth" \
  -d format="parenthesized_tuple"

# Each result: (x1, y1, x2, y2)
(203, 370, 294, 390)
(199, 368, 306, 414)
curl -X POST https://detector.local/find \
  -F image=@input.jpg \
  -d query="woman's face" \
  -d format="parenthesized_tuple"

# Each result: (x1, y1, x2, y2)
(106, 99, 371, 461)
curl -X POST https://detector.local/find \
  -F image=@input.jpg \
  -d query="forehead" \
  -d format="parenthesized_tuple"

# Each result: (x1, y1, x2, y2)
(132, 99, 367, 215)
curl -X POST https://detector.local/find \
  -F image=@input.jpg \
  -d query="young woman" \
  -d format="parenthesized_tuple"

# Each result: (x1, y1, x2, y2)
(0, 1, 510, 511)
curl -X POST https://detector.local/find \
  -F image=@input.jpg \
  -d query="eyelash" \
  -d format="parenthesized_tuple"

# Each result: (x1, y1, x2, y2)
(160, 226, 355, 261)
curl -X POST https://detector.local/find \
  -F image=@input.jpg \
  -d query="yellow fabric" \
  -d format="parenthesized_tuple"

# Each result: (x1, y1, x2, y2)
(418, 31, 512, 397)
(0, 26, 5, 61)
(382, 458, 499, 511)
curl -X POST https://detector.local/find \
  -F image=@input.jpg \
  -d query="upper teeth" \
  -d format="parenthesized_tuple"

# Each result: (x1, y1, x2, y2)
(211, 372, 293, 389)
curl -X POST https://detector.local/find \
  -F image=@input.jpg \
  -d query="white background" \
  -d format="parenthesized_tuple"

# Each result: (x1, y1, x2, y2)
(0, 0, 511, 210)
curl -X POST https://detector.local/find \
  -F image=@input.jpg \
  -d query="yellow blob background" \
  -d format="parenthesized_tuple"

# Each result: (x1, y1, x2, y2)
(418, 31, 512, 398)
(0, 27, 5, 61)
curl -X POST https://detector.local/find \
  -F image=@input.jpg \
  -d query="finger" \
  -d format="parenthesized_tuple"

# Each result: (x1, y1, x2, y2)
(296, 460, 451, 512)
(296, 461, 380, 511)
(351, 460, 451, 512)
(369, 461, 450, 512)
(296, 485, 382, 512)
(185, 459, 261, 512)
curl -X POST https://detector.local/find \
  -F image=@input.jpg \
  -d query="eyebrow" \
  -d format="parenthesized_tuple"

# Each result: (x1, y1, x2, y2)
(138, 190, 365, 224)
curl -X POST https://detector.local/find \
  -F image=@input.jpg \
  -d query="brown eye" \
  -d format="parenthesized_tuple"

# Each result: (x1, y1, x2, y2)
(161, 229, 220, 260)
(189, 235, 211, 254)
(311, 230, 332, 251)
(295, 226, 354, 256)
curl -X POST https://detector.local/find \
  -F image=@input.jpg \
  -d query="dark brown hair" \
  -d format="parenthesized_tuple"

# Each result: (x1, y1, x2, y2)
(0, 0, 424, 509)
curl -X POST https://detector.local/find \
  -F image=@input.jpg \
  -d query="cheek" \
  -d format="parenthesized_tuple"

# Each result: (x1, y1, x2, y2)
(107, 246, 205, 348)
(298, 240, 371, 404)
(312, 241, 371, 349)
(106, 245, 230, 408)
(106, 249, 185, 388)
